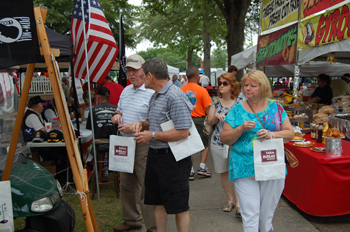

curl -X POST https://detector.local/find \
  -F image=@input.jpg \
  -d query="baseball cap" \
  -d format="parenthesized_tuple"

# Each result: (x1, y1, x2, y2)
(28, 96, 45, 106)
(96, 86, 110, 97)
(32, 130, 48, 143)
(47, 130, 64, 142)
(125, 54, 145, 69)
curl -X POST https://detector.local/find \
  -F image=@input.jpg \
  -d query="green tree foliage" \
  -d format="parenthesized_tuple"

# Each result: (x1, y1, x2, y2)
(139, 0, 202, 68)
(138, 47, 201, 71)
(140, 0, 226, 70)
(33, 0, 139, 48)
(211, 47, 227, 70)
(244, 0, 261, 49)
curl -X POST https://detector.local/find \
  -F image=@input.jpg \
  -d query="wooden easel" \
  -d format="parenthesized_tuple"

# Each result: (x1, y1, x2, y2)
(1, 7, 98, 232)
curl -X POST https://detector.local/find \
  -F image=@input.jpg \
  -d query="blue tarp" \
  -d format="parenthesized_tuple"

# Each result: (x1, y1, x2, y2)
(181, 69, 204, 74)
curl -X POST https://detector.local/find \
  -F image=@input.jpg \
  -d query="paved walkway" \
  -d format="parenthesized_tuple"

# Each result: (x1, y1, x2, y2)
(163, 151, 319, 232)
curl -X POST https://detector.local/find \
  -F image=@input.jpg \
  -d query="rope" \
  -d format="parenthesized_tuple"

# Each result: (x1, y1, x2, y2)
(75, 190, 89, 206)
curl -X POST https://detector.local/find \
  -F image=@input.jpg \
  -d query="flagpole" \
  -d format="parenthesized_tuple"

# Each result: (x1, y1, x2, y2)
(80, 0, 100, 200)
(119, 7, 122, 63)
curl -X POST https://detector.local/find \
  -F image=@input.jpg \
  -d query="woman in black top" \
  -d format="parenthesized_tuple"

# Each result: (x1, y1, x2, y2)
(305, 74, 333, 105)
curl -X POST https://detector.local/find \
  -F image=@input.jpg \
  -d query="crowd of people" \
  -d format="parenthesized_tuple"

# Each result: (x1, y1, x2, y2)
(23, 53, 297, 232)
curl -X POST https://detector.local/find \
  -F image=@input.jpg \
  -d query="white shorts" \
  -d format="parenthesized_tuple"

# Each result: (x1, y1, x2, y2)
(210, 143, 229, 173)
(234, 176, 285, 232)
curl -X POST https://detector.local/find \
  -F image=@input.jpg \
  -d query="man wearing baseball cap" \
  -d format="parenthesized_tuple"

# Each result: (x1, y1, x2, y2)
(86, 86, 118, 139)
(23, 95, 46, 133)
(112, 54, 156, 232)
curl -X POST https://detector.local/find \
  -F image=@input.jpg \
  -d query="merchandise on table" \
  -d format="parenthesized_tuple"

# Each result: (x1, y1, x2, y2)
(293, 141, 314, 147)
(310, 147, 326, 152)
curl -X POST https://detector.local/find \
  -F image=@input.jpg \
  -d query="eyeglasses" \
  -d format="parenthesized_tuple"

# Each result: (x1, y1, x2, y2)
(218, 81, 229, 86)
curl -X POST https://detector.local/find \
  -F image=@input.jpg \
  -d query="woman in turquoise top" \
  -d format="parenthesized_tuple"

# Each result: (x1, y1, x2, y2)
(221, 70, 294, 232)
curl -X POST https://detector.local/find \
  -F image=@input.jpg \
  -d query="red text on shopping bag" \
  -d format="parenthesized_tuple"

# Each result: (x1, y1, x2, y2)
(261, 149, 277, 162)
(114, 146, 128, 156)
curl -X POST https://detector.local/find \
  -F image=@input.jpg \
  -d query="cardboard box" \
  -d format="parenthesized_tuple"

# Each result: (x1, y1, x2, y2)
(30, 152, 39, 163)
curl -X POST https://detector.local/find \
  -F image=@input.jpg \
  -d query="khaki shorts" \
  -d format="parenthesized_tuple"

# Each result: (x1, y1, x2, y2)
(192, 117, 209, 148)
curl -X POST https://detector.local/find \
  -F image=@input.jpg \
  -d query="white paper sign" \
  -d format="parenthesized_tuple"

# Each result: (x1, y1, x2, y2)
(161, 119, 204, 161)
(0, 181, 14, 232)
(74, 77, 84, 105)
(223, 144, 230, 159)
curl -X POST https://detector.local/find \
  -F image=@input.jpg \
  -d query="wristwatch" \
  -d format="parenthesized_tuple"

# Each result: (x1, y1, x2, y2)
(151, 132, 156, 141)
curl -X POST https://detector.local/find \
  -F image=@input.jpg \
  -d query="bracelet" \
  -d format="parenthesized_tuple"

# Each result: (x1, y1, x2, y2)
(271, 132, 275, 139)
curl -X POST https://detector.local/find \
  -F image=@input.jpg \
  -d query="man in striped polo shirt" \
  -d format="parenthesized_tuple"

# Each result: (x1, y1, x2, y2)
(111, 54, 156, 232)
(131, 58, 193, 232)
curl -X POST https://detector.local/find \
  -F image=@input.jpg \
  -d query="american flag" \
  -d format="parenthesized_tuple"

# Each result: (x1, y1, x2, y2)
(71, 0, 119, 84)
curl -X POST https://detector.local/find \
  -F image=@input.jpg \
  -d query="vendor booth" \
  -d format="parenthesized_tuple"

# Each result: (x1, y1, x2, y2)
(250, 0, 350, 217)
(284, 134, 350, 217)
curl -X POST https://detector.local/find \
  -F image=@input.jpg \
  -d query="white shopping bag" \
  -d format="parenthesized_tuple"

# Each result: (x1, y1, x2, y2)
(253, 138, 285, 181)
(0, 181, 14, 232)
(161, 119, 204, 161)
(109, 135, 136, 173)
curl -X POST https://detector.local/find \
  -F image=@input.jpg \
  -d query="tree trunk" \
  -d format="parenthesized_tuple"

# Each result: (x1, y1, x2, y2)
(186, 48, 193, 69)
(225, 0, 251, 80)
(203, 16, 211, 82)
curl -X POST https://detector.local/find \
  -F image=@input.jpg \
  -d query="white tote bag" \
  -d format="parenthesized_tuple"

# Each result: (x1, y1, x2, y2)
(109, 135, 136, 173)
(161, 119, 204, 161)
(253, 138, 285, 181)
(0, 181, 14, 232)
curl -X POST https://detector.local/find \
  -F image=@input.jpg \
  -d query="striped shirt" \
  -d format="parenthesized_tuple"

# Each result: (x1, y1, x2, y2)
(117, 84, 154, 137)
(148, 80, 193, 149)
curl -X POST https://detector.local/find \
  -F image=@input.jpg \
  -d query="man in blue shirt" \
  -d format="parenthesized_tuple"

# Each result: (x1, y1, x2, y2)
(172, 74, 182, 87)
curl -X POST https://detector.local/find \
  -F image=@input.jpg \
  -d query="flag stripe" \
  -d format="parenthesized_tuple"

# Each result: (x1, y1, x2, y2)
(71, 0, 119, 84)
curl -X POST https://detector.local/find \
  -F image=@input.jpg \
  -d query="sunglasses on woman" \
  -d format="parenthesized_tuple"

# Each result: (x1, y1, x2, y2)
(218, 81, 229, 86)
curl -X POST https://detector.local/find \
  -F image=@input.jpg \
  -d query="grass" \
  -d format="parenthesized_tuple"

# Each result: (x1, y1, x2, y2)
(14, 175, 133, 232)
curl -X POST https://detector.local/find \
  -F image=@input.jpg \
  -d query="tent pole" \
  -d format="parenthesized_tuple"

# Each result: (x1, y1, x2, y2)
(70, 58, 83, 161)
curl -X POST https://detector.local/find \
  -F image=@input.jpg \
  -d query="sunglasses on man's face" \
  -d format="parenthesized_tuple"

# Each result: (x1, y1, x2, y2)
(218, 81, 229, 86)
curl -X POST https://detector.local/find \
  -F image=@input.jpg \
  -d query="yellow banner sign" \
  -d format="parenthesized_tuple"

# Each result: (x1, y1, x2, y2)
(262, 0, 299, 32)
(298, 3, 350, 49)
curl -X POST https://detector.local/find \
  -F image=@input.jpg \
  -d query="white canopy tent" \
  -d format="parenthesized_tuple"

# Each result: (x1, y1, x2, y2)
(231, 45, 350, 77)
(265, 61, 350, 77)
(167, 65, 180, 79)
(231, 45, 257, 70)
(298, 38, 350, 65)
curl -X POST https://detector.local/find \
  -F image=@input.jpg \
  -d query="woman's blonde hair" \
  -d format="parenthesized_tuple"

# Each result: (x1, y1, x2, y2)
(217, 73, 240, 99)
(241, 70, 272, 99)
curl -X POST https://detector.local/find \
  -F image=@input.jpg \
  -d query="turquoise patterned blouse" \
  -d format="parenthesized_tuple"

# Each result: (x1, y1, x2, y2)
(224, 99, 287, 182)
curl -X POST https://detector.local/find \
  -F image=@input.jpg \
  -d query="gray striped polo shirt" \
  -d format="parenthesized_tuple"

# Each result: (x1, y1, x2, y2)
(117, 84, 155, 137)
(148, 80, 193, 149)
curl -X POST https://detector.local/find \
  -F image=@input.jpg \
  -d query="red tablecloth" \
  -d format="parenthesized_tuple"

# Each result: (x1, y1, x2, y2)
(283, 134, 350, 216)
